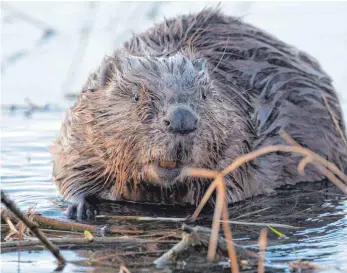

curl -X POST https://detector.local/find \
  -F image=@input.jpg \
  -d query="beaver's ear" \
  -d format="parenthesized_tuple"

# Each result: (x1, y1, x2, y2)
(192, 59, 207, 74)
(99, 57, 116, 88)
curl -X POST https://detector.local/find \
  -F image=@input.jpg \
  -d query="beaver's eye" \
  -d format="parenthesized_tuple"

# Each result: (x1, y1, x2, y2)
(201, 90, 207, 100)
(133, 94, 139, 103)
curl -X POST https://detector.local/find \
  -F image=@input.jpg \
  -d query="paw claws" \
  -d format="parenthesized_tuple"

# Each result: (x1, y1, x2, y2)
(66, 199, 98, 221)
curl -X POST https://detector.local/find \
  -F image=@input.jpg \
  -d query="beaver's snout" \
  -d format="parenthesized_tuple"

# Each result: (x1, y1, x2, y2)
(163, 105, 198, 134)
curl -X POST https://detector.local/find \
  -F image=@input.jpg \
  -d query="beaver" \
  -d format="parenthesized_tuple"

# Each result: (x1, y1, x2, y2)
(51, 7, 347, 219)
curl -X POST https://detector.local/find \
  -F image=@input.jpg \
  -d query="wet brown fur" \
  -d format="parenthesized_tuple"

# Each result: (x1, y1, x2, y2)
(51, 7, 347, 206)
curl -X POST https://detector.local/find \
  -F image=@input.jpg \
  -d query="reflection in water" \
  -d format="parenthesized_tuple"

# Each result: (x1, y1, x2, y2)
(1, 250, 87, 273)
(1, 110, 347, 273)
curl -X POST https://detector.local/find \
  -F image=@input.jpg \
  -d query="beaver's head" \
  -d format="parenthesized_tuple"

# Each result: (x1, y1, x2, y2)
(79, 52, 236, 197)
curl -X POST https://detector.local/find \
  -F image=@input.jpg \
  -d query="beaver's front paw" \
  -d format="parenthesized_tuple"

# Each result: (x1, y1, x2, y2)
(65, 199, 99, 221)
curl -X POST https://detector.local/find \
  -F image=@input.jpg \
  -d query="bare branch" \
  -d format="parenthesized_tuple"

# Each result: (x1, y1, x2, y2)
(1, 190, 66, 266)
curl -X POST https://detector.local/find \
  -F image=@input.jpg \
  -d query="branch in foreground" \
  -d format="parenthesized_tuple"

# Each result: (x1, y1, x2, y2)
(1, 236, 177, 253)
(154, 224, 259, 267)
(1, 208, 142, 235)
(1, 190, 66, 266)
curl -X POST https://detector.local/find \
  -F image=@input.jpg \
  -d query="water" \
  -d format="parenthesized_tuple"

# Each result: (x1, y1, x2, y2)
(1, 108, 347, 273)
(1, 109, 65, 217)
(1, 250, 85, 273)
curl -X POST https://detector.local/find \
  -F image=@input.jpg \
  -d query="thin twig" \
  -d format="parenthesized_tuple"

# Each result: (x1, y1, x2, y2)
(207, 175, 225, 261)
(3, 214, 18, 234)
(39, 228, 84, 235)
(188, 175, 219, 220)
(257, 228, 267, 273)
(316, 164, 347, 194)
(119, 265, 132, 273)
(1, 190, 66, 266)
(280, 131, 347, 184)
(221, 200, 239, 273)
(232, 207, 270, 220)
(220, 220, 300, 229)
(96, 215, 187, 222)
(298, 156, 313, 175)
(323, 95, 347, 150)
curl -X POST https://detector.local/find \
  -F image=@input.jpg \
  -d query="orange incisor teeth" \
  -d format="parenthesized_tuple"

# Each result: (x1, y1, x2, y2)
(160, 161, 178, 169)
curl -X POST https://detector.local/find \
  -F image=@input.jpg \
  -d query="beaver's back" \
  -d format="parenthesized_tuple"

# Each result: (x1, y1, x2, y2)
(125, 9, 341, 113)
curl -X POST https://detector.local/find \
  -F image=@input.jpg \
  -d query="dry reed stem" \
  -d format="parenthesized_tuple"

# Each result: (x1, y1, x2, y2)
(119, 265, 132, 273)
(208, 176, 239, 273)
(189, 175, 219, 220)
(221, 200, 239, 273)
(155, 232, 181, 241)
(257, 228, 268, 273)
(298, 156, 313, 175)
(280, 131, 347, 183)
(3, 214, 18, 234)
(317, 164, 347, 193)
(185, 168, 221, 179)
(220, 220, 299, 229)
(281, 132, 347, 191)
(232, 207, 270, 220)
(207, 176, 225, 261)
(18, 221, 25, 240)
(323, 96, 347, 150)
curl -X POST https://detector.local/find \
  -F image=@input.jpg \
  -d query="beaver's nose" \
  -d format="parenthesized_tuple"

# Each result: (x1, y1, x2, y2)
(164, 106, 198, 134)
